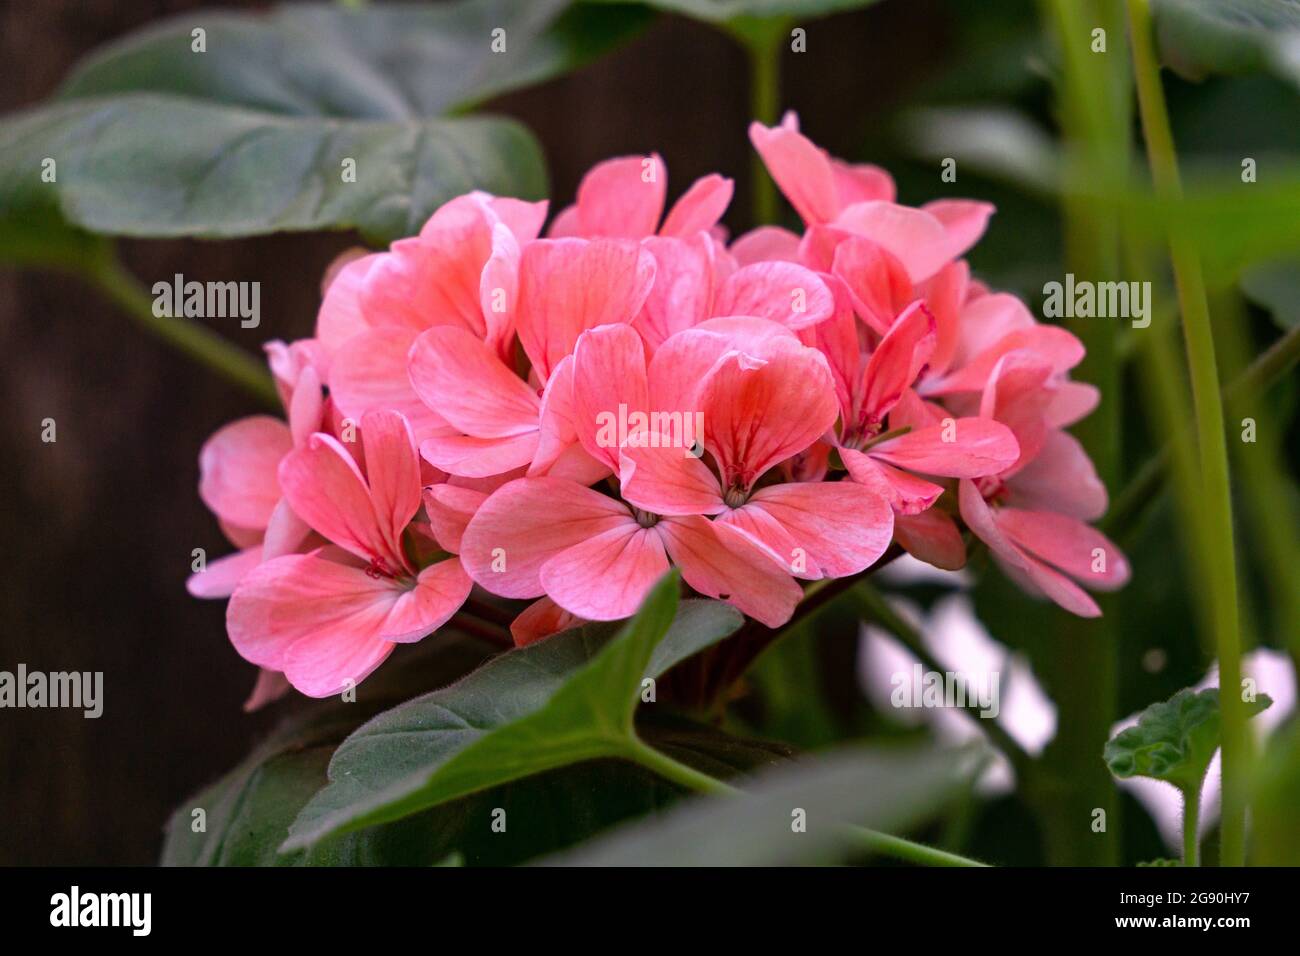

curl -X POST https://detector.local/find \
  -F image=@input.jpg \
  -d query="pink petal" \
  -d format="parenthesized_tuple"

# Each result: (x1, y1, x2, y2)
(713, 261, 835, 330)
(315, 253, 382, 374)
(1007, 429, 1107, 521)
(187, 547, 263, 599)
(929, 325, 1084, 395)
(199, 415, 292, 531)
(701, 336, 839, 492)
(359, 409, 423, 567)
(996, 508, 1130, 591)
(511, 597, 582, 647)
(748, 118, 839, 225)
(530, 354, 582, 476)
(894, 509, 966, 571)
(287, 365, 325, 448)
(243, 669, 292, 712)
(978, 351, 1056, 470)
(832, 201, 953, 284)
(460, 477, 633, 598)
(408, 325, 540, 438)
(948, 292, 1036, 369)
(382, 558, 473, 642)
(328, 327, 449, 442)
(831, 235, 914, 334)
(729, 226, 801, 266)
(575, 154, 667, 238)
(571, 323, 650, 471)
(422, 484, 488, 553)
(657, 515, 802, 627)
(633, 234, 716, 350)
(742, 480, 894, 578)
(922, 199, 995, 263)
(278, 432, 397, 568)
(830, 159, 896, 205)
(419, 431, 540, 479)
(619, 439, 724, 516)
(479, 222, 522, 361)
(841, 447, 944, 515)
(917, 259, 969, 377)
(227, 553, 401, 694)
(361, 219, 490, 337)
(541, 524, 670, 620)
(1046, 380, 1100, 427)
(661, 174, 734, 237)
(515, 238, 657, 380)
(870, 417, 1020, 478)
(861, 301, 936, 423)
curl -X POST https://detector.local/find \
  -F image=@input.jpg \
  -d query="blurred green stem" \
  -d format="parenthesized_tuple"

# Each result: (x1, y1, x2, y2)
(736, 21, 783, 225)
(85, 246, 280, 408)
(1126, 0, 1249, 866)
(621, 736, 988, 866)
(1105, 322, 1300, 539)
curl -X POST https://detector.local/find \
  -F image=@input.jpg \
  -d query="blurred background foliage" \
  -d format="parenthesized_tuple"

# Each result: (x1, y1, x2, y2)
(1, 0, 1296, 866)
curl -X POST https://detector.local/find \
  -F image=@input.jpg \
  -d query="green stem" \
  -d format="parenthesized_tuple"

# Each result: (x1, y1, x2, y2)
(745, 31, 781, 226)
(622, 736, 988, 867)
(1126, 0, 1249, 866)
(1181, 784, 1201, 867)
(1105, 322, 1300, 539)
(84, 247, 280, 408)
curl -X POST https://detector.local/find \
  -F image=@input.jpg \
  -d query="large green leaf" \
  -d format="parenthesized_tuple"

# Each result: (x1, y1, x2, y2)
(283, 575, 745, 851)
(540, 744, 979, 865)
(160, 634, 496, 865)
(164, 712, 788, 866)
(1103, 687, 1272, 791)
(1152, 0, 1300, 88)
(3, 95, 542, 244)
(60, 2, 651, 117)
(1, 1, 651, 249)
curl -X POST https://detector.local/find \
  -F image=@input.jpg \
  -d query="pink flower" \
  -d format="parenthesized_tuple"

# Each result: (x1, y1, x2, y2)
(958, 353, 1130, 617)
(187, 341, 323, 599)
(226, 410, 472, 696)
(749, 112, 994, 284)
(549, 153, 733, 240)
(408, 236, 656, 479)
(318, 192, 548, 442)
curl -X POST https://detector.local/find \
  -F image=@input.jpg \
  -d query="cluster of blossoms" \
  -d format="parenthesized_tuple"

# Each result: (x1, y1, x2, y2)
(189, 113, 1129, 704)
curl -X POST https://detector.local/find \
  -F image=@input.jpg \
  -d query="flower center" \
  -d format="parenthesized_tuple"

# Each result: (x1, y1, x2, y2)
(633, 508, 660, 529)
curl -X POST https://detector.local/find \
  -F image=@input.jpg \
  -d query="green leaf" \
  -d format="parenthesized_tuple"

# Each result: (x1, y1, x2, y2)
(59, 2, 651, 117)
(1103, 687, 1272, 791)
(1152, 0, 1300, 89)
(2, 1, 651, 249)
(283, 575, 745, 851)
(538, 744, 980, 866)
(5, 95, 543, 245)
(167, 715, 787, 866)
(160, 634, 496, 866)
(1251, 721, 1300, 865)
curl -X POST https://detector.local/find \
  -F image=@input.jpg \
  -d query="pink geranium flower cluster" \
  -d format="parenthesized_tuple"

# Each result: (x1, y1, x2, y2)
(189, 112, 1129, 701)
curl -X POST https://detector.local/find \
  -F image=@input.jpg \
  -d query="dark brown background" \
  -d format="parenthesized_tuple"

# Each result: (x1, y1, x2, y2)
(0, 0, 952, 864)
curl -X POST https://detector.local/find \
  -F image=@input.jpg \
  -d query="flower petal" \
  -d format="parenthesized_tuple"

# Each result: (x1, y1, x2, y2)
(658, 515, 801, 627)
(408, 325, 540, 438)
(661, 174, 734, 237)
(742, 480, 894, 578)
(713, 261, 835, 330)
(574, 154, 667, 238)
(541, 524, 670, 620)
(460, 477, 634, 598)
(199, 415, 292, 531)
